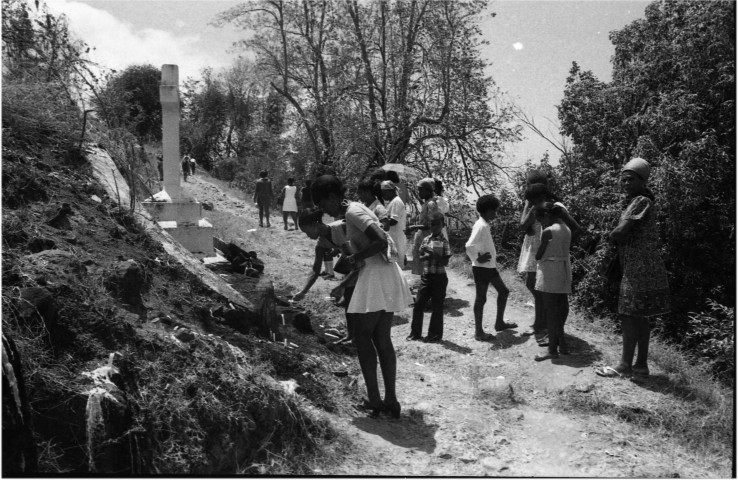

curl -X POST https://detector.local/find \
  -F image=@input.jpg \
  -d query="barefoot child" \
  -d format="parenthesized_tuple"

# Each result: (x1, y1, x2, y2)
(409, 212, 451, 343)
(533, 202, 572, 361)
(465, 195, 516, 341)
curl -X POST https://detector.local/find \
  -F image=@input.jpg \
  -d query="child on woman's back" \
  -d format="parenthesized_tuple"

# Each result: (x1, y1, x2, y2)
(534, 202, 572, 361)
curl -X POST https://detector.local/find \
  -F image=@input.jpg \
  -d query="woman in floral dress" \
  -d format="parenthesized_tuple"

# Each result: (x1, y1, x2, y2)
(596, 158, 670, 377)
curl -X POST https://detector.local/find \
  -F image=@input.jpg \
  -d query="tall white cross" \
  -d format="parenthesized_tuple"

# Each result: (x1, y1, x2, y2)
(160, 64, 182, 199)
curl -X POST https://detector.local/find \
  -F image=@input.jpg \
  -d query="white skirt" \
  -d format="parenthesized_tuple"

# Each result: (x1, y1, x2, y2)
(348, 255, 413, 314)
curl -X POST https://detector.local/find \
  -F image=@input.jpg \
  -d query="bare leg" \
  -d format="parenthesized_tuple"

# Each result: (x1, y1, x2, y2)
(634, 316, 650, 370)
(489, 275, 510, 329)
(617, 315, 637, 373)
(372, 311, 397, 405)
(354, 311, 382, 407)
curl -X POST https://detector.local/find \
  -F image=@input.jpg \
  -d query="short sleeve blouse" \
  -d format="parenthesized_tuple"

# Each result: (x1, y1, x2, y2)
(345, 202, 380, 253)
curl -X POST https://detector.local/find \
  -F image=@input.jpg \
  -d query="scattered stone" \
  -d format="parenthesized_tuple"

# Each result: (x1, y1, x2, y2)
(90, 195, 102, 203)
(47, 202, 73, 230)
(575, 383, 595, 393)
(27, 237, 56, 253)
(202, 202, 214, 211)
(17, 286, 57, 329)
(438, 453, 453, 460)
(460, 452, 477, 463)
(175, 330, 196, 342)
(104, 260, 146, 310)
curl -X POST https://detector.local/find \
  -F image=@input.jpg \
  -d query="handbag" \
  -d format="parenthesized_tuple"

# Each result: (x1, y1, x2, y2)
(333, 255, 352, 275)
(601, 245, 622, 285)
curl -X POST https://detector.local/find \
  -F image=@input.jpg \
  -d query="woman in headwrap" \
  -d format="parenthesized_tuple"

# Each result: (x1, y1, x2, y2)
(311, 175, 412, 418)
(406, 178, 441, 276)
(596, 158, 670, 377)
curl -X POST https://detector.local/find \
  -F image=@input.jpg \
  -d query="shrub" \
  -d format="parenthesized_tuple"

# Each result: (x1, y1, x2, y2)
(685, 300, 735, 383)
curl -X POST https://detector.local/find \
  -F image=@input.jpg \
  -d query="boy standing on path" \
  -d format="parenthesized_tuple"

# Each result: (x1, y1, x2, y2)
(465, 195, 517, 341)
(409, 212, 451, 343)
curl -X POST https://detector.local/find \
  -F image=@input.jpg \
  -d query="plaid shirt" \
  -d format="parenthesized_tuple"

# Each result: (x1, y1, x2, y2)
(419, 232, 451, 275)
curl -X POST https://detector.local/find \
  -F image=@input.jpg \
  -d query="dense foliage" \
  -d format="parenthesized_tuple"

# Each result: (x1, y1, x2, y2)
(553, 0, 735, 381)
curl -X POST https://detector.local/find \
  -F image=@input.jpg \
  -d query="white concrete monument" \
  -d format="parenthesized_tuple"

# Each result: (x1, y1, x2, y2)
(142, 64, 214, 258)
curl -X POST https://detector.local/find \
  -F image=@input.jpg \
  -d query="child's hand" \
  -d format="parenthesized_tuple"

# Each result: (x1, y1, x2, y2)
(477, 252, 492, 263)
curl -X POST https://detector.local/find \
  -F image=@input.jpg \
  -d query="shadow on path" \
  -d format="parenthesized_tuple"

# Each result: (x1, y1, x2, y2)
(630, 373, 707, 404)
(392, 314, 409, 327)
(493, 329, 531, 349)
(440, 340, 473, 355)
(444, 297, 470, 317)
(352, 411, 438, 453)
(549, 333, 603, 367)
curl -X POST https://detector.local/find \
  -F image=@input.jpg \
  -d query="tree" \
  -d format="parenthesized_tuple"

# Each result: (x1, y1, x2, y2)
(214, 0, 520, 196)
(96, 64, 162, 144)
(556, 0, 735, 363)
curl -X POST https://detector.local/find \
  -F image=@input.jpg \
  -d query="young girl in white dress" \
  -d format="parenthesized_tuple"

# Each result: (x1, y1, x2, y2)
(280, 178, 298, 230)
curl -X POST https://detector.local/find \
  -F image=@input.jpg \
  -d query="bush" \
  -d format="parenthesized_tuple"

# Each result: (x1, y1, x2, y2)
(685, 300, 735, 383)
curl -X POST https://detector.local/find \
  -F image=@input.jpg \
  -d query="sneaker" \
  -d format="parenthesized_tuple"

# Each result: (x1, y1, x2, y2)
(423, 335, 442, 344)
(406, 334, 422, 341)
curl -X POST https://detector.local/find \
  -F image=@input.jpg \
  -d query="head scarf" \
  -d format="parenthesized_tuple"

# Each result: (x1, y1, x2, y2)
(622, 157, 650, 182)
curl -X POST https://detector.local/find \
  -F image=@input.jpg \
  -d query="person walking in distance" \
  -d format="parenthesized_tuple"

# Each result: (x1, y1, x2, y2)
(280, 177, 299, 230)
(181, 155, 191, 182)
(253, 170, 273, 227)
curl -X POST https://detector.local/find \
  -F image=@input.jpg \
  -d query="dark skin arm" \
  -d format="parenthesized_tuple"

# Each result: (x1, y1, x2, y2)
(349, 223, 388, 264)
(610, 218, 637, 243)
(560, 209, 581, 238)
(293, 244, 329, 300)
(520, 200, 537, 231)
(535, 229, 553, 261)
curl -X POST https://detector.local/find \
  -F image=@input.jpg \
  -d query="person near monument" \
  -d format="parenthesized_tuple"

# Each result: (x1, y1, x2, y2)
(253, 170, 273, 227)
(181, 155, 191, 182)
(189, 156, 197, 175)
(280, 178, 299, 230)
(157, 154, 163, 181)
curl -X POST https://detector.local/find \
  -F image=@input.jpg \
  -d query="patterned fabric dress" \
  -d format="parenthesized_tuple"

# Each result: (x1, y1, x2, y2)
(617, 196, 670, 317)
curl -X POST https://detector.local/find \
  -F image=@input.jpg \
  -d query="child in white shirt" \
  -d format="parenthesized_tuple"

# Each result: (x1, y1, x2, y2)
(465, 195, 517, 341)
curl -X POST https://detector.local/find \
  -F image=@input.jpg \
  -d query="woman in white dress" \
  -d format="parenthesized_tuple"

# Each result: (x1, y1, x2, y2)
(312, 175, 412, 418)
(280, 177, 299, 230)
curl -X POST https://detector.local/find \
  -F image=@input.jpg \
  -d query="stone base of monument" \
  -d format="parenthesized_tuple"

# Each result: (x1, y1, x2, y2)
(157, 219, 214, 258)
(142, 197, 203, 223)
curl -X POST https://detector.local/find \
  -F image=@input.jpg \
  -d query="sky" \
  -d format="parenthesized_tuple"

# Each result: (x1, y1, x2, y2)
(46, 0, 651, 165)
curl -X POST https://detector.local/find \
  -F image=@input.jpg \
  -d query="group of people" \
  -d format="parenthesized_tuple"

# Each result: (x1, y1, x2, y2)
(284, 156, 669, 418)
(252, 171, 316, 230)
(155, 153, 197, 183)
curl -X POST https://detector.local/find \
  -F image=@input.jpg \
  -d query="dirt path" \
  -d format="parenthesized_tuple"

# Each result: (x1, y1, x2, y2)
(183, 173, 730, 478)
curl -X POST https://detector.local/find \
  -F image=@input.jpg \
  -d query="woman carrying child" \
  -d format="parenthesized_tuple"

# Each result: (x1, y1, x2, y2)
(293, 208, 357, 344)
(533, 202, 572, 361)
(312, 175, 412, 418)
(409, 212, 451, 343)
